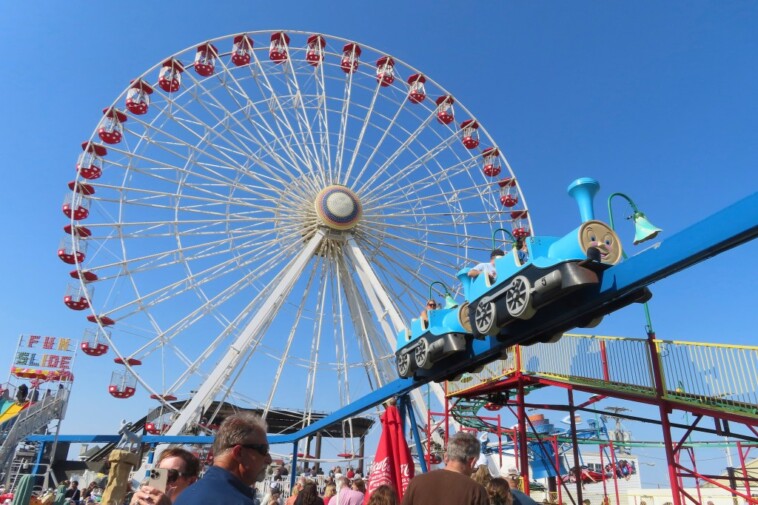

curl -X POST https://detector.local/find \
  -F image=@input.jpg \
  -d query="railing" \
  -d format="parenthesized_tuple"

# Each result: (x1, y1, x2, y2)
(0, 389, 70, 474)
(446, 333, 758, 417)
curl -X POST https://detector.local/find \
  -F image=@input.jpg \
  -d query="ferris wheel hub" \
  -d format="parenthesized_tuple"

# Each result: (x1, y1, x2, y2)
(314, 185, 362, 231)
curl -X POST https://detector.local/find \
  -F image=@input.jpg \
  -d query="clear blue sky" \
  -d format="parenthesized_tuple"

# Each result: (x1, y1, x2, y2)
(0, 1, 755, 487)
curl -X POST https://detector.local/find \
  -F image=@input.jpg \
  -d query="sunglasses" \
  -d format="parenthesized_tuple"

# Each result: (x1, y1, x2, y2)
(239, 443, 270, 457)
(427, 303, 437, 307)
(166, 469, 191, 484)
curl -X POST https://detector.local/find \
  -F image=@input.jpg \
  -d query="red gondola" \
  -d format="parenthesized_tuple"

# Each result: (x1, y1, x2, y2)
(482, 147, 501, 177)
(194, 43, 218, 77)
(150, 393, 178, 401)
(98, 108, 128, 145)
(376, 56, 395, 87)
(109, 368, 137, 399)
(435, 96, 455, 125)
(81, 339, 108, 357)
(63, 224, 91, 238)
(231, 34, 254, 66)
(62, 193, 90, 220)
(64, 284, 90, 311)
(58, 238, 85, 265)
(483, 402, 502, 411)
(511, 210, 530, 238)
(341, 43, 361, 73)
(407, 74, 426, 104)
(114, 357, 142, 366)
(68, 180, 95, 196)
(125, 80, 154, 115)
(158, 59, 184, 93)
(460, 120, 479, 149)
(87, 314, 115, 326)
(500, 194, 518, 207)
(337, 453, 354, 458)
(70, 269, 98, 282)
(77, 142, 107, 180)
(269, 32, 290, 63)
(306, 35, 326, 66)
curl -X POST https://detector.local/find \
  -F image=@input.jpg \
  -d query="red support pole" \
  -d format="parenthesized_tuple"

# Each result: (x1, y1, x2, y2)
(568, 389, 584, 505)
(600, 340, 611, 382)
(687, 447, 703, 505)
(497, 414, 503, 469)
(600, 445, 608, 500)
(517, 376, 530, 494)
(737, 442, 752, 498)
(646, 331, 683, 505)
(444, 381, 450, 445)
(607, 438, 621, 505)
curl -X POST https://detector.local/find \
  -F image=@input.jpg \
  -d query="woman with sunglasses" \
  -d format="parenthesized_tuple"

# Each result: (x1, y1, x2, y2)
(419, 299, 437, 326)
(131, 447, 201, 505)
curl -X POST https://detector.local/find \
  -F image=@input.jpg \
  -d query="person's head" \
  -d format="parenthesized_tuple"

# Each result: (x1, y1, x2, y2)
(444, 432, 481, 475)
(426, 299, 437, 310)
(582, 500, 591, 505)
(295, 482, 320, 505)
(366, 484, 398, 505)
(70, 481, 79, 489)
(471, 465, 492, 487)
(352, 478, 365, 493)
(490, 249, 505, 264)
(505, 468, 519, 489)
(212, 412, 272, 485)
(323, 484, 337, 498)
(486, 478, 512, 505)
(156, 446, 201, 502)
(337, 476, 350, 489)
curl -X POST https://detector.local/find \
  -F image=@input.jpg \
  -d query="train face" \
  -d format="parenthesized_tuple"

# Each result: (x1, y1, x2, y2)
(395, 177, 626, 380)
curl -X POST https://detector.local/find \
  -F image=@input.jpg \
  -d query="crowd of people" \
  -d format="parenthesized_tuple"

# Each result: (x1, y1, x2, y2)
(49, 415, 546, 505)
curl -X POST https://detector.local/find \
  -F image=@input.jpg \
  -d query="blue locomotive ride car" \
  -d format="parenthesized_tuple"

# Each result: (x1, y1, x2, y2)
(396, 177, 633, 379)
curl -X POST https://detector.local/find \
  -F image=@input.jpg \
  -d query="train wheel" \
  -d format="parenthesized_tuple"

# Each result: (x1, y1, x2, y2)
(505, 276, 535, 320)
(474, 301, 498, 336)
(414, 337, 433, 370)
(396, 351, 412, 378)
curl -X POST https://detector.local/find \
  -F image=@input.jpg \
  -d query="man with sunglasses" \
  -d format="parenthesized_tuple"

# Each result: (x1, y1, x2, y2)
(175, 412, 272, 505)
(131, 447, 201, 505)
(419, 299, 437, 326)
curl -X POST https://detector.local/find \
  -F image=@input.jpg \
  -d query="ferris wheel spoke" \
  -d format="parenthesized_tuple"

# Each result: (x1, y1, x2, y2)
(97, 230, 298, 324)
(337, 253, 396, 385)
(333, 69, 357, 183)
(354, 111, 437, 195)
(360, 136, 474, 204)
(242, 52, 323, 185)
(164, 69, 309, 183)
(280, 57, 330, 189)
(313, 62, 334, 184)
(303, 257, 330, 420)
(341, 79, 384, 186)
(164, 229, 326, 435)
(262, 258, 322, 419)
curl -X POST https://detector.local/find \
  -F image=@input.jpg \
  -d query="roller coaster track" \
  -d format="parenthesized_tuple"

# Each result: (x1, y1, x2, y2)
(28, 192, 757, 449)
(448, 334, 758, 427)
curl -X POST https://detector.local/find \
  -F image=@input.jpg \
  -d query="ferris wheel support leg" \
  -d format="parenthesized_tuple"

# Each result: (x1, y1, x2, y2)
(164, 230, 326, 436)
(345, 237, 462, 436)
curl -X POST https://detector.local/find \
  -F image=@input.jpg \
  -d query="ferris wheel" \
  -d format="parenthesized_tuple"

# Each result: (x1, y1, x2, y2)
(59, 30, 533, 437)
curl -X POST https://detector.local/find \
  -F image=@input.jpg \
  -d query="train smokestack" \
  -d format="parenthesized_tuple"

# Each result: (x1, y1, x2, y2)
(567, 177, 600, 223)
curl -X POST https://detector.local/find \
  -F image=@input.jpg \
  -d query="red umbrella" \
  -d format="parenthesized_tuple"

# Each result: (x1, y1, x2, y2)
(365, 403, 415, 503)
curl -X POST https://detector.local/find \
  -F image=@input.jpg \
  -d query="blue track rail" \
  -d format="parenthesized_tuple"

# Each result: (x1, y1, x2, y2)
(28, 192, 757, 446)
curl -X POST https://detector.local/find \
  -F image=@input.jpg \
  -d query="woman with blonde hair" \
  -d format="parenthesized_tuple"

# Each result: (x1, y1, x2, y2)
(472, 465, 493, 488)
(322, 484, 337, 505)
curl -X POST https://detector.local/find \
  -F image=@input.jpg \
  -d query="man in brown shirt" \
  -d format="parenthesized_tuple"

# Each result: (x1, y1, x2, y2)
(401, 432, 489, 505)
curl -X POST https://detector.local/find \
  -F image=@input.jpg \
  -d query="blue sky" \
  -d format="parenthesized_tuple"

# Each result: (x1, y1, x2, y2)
(0, 1, 755, 487)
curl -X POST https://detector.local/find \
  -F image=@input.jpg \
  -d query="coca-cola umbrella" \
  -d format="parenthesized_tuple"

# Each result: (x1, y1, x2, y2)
(365, 402, 415, 503)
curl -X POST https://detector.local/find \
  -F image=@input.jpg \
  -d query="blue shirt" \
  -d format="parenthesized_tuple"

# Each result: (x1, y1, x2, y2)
(174, 466, 257, 505)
